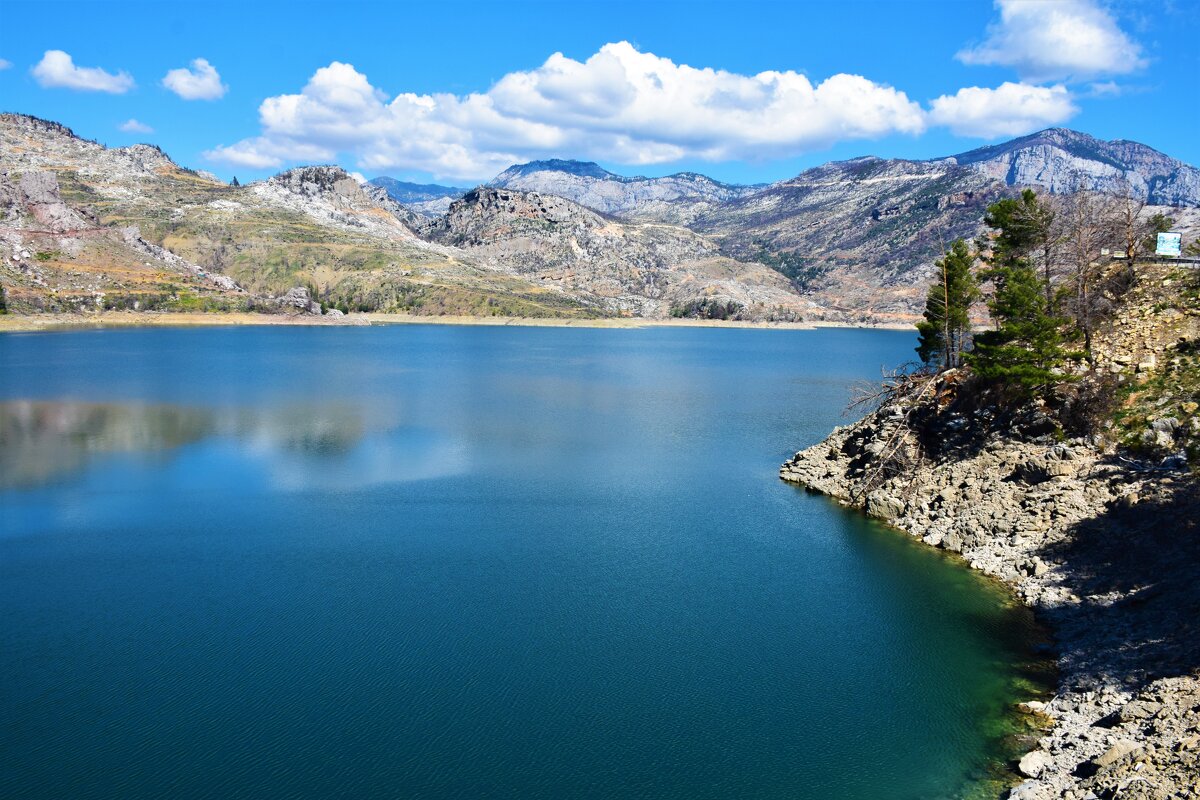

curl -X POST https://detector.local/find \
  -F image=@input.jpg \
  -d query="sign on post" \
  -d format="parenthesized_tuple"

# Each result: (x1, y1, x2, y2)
(1156, 232, 1183, 257)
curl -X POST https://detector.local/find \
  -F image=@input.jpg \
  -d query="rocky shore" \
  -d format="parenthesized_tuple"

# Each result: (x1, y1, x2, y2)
(781, 398, 1199, 798)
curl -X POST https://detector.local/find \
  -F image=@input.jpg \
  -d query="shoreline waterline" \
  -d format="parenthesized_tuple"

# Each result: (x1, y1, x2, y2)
(0, 310, 916, 334)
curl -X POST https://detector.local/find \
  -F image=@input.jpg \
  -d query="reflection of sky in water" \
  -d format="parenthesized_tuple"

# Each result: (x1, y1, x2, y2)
(0, 400, 468, 493)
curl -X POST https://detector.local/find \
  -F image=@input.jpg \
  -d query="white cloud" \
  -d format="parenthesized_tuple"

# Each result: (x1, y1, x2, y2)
(0, 58, 12, 71)
(929, 82, 1078, 138)
(31, 50, 134, 93)
(1086, 81, 1122, 97)
(204, 42, 927, 180)
(118, 118, 154, 134)
(162, 58, 227, 100)
(958, 0, 1146, 82)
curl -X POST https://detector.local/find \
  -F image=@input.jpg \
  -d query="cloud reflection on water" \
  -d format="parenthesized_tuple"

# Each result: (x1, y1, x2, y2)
(0, 399, 468, 491)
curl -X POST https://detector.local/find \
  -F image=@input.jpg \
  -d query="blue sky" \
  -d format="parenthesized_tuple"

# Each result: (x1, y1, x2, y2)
(2, 0, 1197, 185)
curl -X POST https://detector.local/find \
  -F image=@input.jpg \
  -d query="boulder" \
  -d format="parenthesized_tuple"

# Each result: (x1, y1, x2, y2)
(1118, 699, 1163, 723)
(1091, 740, 1143, 770)
(1018, 749, 1053, 778)
(864, 491, 904, 521)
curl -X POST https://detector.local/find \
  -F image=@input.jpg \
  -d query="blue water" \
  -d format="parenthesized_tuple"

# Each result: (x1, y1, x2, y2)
(0, 325, 1041, 799)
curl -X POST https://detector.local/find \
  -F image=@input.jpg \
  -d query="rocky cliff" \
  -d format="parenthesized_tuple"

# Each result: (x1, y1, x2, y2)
(1, 167, 242, 312)
(779, 261, 1200, 798)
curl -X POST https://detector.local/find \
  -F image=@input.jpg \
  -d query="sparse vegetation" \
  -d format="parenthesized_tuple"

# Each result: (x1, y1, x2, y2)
(669, 298, 744, 320)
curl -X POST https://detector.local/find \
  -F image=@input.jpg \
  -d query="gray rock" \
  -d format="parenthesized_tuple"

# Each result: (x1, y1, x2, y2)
(1091, 739, 1142, 769)
(1006, 778, 1043, 800)
(1018, 749, 1053, 778)
(1118, 699, 1163, 722)
(864, 491, 904, 521)
(1150, 417, 1179, 434)
(280, 287, 321, 315)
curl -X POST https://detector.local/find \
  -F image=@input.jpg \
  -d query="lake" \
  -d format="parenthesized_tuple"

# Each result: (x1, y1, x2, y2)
(0, 324, 1045, 799)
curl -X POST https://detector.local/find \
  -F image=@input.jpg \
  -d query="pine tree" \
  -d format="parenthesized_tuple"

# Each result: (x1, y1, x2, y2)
(967, 263, 1068, 391)
(916, 239, 978, 370)
(967, 194, 1070, 395)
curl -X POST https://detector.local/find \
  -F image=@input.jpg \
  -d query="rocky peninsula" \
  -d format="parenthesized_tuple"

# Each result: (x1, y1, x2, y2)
(781, 263, 1200, 798)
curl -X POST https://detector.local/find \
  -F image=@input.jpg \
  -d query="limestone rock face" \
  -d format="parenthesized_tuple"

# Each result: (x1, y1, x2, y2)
(10, 171, 91, 233)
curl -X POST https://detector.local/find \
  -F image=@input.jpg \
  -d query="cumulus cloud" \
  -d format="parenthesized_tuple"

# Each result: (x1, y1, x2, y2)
(958, 0, 1146, 82)
(204, 42, 926, 180)
(162, 58, 227, 100)
(0, 58, 12, 71)
(118, 118, 154, 134)
(929, 82, 1078, 138)
(31, 50, 134, 93)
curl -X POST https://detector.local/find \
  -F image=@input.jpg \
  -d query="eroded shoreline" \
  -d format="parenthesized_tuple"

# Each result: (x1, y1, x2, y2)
(781, 411, 1200, 799)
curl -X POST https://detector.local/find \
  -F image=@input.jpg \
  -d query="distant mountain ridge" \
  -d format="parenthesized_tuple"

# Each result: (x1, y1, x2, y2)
(0, 113, 807, 320)
(4, 111, 1198, 324)
(367, 176, 471, 219)
(485, 159, 761, 225)
(367, 176, 470, 204)
(950, 128, 1200, 207)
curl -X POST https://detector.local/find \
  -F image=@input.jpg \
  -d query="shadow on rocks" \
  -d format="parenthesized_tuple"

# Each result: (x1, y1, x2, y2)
(1039, 479, 1200, 692)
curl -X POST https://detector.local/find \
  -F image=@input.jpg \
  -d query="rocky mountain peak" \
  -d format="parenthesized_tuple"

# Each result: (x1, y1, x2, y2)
(952, 128, 1200, 206)
(493, 159, 617, 182)
(488, 160, 760, 225)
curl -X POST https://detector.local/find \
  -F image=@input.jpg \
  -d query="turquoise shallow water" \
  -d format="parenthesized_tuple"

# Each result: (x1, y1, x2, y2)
(0, 325, 1043, 799)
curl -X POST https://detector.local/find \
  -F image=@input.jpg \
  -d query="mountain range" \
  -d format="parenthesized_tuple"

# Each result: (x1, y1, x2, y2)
(3, 112, 1197, 323)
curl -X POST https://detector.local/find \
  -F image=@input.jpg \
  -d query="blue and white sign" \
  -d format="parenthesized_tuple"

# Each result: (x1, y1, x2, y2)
(1156, 232, 1183, 257)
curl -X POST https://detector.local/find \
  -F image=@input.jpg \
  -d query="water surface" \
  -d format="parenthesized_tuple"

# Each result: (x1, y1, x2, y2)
(0, 325, 1043, 799)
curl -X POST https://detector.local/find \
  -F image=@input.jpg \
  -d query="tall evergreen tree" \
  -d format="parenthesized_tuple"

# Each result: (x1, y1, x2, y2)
(916, 239, 978, 370)
(967, 263, 1068, 391)
(967, 193, 1070, 394)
